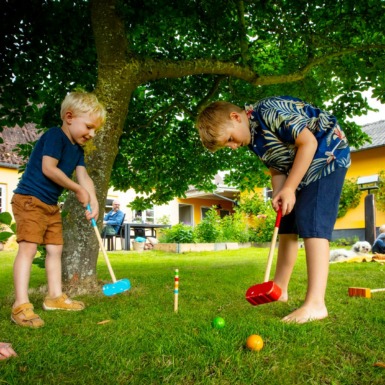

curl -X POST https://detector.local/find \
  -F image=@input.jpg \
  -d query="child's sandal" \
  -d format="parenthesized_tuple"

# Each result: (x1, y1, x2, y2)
(11, 303, 45, 328)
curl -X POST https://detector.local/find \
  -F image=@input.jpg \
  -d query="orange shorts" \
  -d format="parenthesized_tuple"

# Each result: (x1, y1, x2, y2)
(11, 194, 63, 245)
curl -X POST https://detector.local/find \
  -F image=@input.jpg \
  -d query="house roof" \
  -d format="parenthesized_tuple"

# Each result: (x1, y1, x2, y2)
(351, 120, 385, 152)
(0, 124, 42, 167)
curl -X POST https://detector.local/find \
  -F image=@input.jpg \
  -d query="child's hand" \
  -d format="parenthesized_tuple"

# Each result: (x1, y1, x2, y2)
(85, 202, 99, 222)
(0, 343, 17, 360)
(75, 186, 91, 207)
(272, 187, 296, 216)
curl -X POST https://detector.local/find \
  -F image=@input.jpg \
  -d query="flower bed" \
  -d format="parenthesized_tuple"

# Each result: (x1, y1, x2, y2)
(153, 242, 253, 253)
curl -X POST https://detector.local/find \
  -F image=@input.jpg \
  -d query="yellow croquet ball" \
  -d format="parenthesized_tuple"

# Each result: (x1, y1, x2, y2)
(246, 334, 264, 351)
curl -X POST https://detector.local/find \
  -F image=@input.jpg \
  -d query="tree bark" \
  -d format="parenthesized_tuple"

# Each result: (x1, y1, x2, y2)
(62, 0, 135, 289)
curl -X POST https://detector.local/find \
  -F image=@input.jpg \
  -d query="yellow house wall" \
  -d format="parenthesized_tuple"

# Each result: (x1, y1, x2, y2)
(178, 197, 234, 225)
(334, 147, 385, 230)
(3, 145, 385, 231)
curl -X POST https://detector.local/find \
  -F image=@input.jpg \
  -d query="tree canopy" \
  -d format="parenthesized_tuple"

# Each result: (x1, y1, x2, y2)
(1, 0, 385, 286)
(2, 0, 385, 205)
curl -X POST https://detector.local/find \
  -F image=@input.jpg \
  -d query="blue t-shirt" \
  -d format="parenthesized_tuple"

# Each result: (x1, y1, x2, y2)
(246, 96, 351, 189)
(14, 127, 86, 205)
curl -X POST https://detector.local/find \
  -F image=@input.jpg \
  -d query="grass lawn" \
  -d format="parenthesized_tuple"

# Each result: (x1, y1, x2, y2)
(1, 247, 385, 384)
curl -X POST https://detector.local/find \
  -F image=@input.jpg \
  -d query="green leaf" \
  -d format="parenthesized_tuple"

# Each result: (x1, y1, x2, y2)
(0, 212, 12, 226)
(0, 232, 14, 242)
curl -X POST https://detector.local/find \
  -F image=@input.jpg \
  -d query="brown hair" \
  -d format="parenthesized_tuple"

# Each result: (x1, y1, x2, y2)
(196, 101, 243, 152)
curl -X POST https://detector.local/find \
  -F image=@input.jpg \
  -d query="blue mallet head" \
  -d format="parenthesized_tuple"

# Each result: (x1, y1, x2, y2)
(103, 278, 131, 296)
(86, 204, 131, 296)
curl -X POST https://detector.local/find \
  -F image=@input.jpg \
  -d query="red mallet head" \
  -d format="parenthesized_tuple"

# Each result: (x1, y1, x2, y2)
(246, 281, 282, 305)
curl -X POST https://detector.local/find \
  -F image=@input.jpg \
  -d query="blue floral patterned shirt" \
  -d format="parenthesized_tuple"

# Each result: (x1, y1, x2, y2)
(246, 96, 351, 190)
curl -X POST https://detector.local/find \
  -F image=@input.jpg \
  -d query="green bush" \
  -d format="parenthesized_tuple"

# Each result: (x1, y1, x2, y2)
(220, 210, 249, 243)
(248, 214, 276, 242)
(337, 177, 362, 218)
(158, 223, 196, 243)
(330, 236, 359, 247)
(159, 197, 279, 244)
(376, 170, 385, 212)
(238, 193, 277, 243)
(195, 208, 222, 243)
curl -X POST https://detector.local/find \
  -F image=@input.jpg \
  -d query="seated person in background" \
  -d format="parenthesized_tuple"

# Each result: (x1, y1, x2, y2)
(102, 200, 125, 236)
(372, 224, 385, 254)
(0, 342, 17, 360)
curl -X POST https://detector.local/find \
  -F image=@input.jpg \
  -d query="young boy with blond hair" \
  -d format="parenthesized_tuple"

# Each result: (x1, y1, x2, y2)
(11, 91, 106, 328)
(197, 96, 350, 323)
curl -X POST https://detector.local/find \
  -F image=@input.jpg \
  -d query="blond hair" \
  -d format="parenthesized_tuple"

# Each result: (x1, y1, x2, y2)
(60, 92, 106, 125)
(379, 224, 385, 234)
(196, 101, 243, 152)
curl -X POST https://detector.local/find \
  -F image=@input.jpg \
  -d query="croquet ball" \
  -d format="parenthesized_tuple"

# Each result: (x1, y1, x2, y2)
(246, 334, 264, 351)
(212, 316, 225, 329)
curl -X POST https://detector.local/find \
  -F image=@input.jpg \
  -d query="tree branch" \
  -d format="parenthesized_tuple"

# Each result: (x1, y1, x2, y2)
(135, 44, 385, 87)
(236, 0, 251, 65)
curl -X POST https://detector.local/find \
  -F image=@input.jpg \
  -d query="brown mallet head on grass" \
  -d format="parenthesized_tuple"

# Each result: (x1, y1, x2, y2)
(348, 287, 371, 298)
(348, 287, 385, 298)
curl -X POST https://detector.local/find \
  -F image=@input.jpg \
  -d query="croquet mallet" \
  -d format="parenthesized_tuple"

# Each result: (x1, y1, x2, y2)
(246, 208, 282, 306)
(348, 287, 385, 298)
(87, 204, 131, 296)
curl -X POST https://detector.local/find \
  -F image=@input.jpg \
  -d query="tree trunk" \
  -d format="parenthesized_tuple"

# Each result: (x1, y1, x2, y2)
(61, 0, 137, 291)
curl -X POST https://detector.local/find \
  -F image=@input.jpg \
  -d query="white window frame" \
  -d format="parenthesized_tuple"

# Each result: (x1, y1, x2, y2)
(133, 207, 155, 224)
(0, 184, 6, 213)
(264, 187, 273, 202)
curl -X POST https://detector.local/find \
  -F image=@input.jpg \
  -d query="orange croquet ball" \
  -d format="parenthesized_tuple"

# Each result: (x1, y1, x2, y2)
(246, 334, 264, 351)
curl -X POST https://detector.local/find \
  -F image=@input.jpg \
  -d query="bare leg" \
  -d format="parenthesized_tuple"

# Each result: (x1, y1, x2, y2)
(13, 241, 38, 307)
(282, 237, 329, 324)
(45, 244, 64, 298)
(273, 233, 299, 302)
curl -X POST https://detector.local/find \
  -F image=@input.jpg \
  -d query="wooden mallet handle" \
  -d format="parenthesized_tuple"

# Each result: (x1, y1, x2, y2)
(264, 209, 282, 282)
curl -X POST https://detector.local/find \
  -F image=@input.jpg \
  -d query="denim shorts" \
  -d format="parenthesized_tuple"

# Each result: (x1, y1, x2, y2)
(11, 194, 63, 245)
(278, 167, 348, 240)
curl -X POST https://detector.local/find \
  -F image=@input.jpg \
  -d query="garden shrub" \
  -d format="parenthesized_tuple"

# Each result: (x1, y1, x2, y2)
(220, 210, 249, 243)
(195, 208, 222, 243)
(238, 193, 276, 243)
(159, 223, 196, 243)
(376, 170, 385, 212)
(329, 236, 359, 247)
(337, 177, 362, 218)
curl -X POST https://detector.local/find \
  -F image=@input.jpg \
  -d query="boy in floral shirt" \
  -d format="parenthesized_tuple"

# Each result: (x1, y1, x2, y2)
(197, 96, 350, 323)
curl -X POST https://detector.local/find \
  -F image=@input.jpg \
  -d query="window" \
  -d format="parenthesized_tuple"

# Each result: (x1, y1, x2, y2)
(133, 207, 155, 223)
(105, 199, 114, 212)
(219, 210, 230, 218)
(264, 187, 273, 201)
(0, 184, 6, 213)
(201, 207, 211, 219)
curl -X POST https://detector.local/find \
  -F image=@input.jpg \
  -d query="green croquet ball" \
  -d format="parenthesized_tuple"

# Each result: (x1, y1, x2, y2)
(212, 316, 225, 329)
